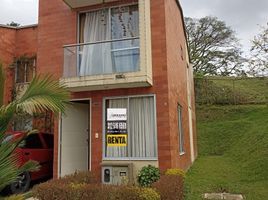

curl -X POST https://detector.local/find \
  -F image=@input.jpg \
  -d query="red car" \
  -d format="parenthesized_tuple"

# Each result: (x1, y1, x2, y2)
(3, 132, 53, 194)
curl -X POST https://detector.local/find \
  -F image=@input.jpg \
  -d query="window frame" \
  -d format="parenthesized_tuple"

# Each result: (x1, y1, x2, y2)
(178, 104, 185, 155)
(77, 3, 139, 45)
(102, 94, 158, 161)
(77, 3, 140, 75)
(15, 58, 36, 84)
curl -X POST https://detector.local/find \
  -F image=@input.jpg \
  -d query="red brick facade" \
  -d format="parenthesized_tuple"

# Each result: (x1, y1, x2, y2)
(0, 25, 38, 104)
(0, 0, 197, 180)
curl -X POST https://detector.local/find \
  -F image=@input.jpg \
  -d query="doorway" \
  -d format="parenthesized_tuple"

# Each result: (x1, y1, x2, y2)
(59, 100, 90, 177)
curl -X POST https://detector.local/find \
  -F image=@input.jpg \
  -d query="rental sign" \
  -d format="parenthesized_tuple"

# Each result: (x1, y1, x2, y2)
(106, 108, 127, 147)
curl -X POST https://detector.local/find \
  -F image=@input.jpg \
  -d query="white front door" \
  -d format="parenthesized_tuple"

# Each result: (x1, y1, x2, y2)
(60, 102, 89, 177)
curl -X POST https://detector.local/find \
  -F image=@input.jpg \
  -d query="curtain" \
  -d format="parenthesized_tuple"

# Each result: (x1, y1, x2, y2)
(106, 98, 128, 158)
(106, 96, 157, 158)
(111, 5, 140, 73)
(80, 9, 112, 76)
(129, 97, 157, 157)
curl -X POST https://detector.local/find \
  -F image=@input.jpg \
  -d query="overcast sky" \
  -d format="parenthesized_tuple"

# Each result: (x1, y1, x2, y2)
(0, 0, 267, 53)
(180, 0, 268, 54)
(0, 0, 38, 25)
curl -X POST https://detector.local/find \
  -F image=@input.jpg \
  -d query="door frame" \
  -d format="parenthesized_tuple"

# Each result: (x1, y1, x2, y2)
(58, 98, 92, 178)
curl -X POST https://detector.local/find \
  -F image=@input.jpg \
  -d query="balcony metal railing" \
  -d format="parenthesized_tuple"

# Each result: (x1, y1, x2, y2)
(63, 37, 140, 78)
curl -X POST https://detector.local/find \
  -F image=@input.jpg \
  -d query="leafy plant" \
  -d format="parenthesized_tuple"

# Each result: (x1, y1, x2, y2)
(165, 168, 186, 178)
(137, 165, 160, 187)
(0, 63, 70, 192)
(139, 188, 160, 200)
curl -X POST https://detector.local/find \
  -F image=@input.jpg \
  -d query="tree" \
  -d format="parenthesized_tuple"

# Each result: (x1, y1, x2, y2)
(185, 16, 245, 76)
(0, 64, 69, 192)
(7, 21, 20, 27)
(249, 23, 268, 76)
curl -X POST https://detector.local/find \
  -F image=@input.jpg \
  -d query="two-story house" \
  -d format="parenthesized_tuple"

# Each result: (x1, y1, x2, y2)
(0, 0, 197, 183)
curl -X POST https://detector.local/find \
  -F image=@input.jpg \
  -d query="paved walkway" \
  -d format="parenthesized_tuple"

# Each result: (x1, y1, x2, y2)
(203, 193, 243, 200)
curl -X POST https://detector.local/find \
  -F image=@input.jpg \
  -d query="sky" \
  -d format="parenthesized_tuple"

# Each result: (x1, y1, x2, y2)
(0, 0, 267, 54)
(0, 0, 38, 25)
(180, 0, 268, 54)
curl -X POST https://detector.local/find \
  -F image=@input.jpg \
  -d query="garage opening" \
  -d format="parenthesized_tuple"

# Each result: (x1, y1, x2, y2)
(59, 100, 90, 177)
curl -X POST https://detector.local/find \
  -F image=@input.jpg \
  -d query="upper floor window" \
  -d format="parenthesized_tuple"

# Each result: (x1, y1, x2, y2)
(15, 57, 36, 84)
(178, 104, 185, 154)
(78, 4, 140, 76)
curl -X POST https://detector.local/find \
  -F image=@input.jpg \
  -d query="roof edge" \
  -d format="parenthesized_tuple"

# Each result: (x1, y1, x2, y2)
(0, 24, 38, 30)
(175, 0, 191, 63)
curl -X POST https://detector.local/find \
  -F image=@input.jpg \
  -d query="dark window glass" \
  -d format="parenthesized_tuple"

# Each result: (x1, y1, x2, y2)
(23, 134, 43, 149)
(178, 104, 185, 153)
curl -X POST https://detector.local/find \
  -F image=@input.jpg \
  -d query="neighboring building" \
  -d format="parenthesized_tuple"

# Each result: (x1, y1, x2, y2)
(0, 0, 197, 183)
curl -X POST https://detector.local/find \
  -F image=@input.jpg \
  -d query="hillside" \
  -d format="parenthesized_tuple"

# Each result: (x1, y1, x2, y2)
(185, 105, 268, 200)
(195, 77, 268, 104)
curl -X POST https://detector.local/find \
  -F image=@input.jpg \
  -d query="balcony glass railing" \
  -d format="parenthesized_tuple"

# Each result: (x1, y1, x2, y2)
(63, 37, 140, 78)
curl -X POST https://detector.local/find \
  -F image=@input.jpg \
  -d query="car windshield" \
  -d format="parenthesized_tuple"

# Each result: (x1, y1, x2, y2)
(1, 134, 15, 144)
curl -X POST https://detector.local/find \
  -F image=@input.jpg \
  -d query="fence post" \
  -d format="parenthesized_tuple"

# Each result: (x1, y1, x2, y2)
(233, 79, 236, 105)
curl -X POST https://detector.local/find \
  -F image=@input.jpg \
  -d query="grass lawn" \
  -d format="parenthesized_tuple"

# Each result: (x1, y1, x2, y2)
(195, 77, 268, 104)
(184, 105, 268, 200)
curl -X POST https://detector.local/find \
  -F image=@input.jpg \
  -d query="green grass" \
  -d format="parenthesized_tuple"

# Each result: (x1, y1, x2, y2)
(185, 105, 268, 200)
(210, 77, 268, 103)
(195, 77, 268, 104)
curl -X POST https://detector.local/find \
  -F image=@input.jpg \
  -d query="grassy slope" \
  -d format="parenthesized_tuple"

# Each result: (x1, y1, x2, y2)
(195, 77, 268, 104)
(211, 78, 268, 103)
(185, 105, 268, 200)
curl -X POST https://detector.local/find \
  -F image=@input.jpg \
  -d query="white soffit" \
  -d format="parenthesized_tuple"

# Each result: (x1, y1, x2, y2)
(63, 0, 118, 8)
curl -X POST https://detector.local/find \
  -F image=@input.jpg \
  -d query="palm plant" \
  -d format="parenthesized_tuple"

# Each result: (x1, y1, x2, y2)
(0, 63, 69, 192)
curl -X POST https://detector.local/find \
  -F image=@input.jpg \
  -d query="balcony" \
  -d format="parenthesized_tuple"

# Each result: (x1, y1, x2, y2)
(61, 37, 153, 91)
(63, 0, 118, 9)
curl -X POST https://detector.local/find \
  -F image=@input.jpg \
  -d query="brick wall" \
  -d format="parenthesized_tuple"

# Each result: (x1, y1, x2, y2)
(37, 0, 76, 77)
(0, 25, 38, 105)
(16, 26, 38, 57)
(0, 27, 16, 104)
(164, 0, 196, 170)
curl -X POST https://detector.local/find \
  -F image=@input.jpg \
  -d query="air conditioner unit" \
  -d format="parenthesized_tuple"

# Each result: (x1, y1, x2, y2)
(101, 163, 133, 185)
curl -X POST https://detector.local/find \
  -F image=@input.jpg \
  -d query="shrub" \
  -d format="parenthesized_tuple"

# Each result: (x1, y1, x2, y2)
(4, 194, 24, 200)
(33, 182, 160, 200)
(139, 188, 160, 200)
(137, 165, 160, 187)
(61, 170, 98, 184)
(32, 170, 160, 200)
(165, 168, 186, 178)
(152, 175, 184, 200)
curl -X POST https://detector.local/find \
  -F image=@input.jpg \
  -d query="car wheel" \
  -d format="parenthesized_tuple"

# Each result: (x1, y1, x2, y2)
(10, 172, 31, 194)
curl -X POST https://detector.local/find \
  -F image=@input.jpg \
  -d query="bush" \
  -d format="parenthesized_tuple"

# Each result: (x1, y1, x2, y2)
(60, 170, 98, 184)
(165, 168, 186, 178)
(152, 175, 184, 200)
(4, 194, 24, 200)
(137, 165, 160, 187)
(33, 182, 161, 200)
(32, 170, 160, 200)
(139, 188, 160, 200)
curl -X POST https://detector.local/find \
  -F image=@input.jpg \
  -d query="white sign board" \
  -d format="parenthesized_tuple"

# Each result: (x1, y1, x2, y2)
(107, 108, 127, 121)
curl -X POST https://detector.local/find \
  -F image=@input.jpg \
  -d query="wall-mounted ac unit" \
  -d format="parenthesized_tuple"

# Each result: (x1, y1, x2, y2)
(101, 163, 134, 185)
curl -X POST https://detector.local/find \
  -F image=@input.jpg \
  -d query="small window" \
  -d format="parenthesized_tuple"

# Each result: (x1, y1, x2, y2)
(15, 57, 36, 84)
(178, 104, 185, 154)
(23, 134, 43, 149)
